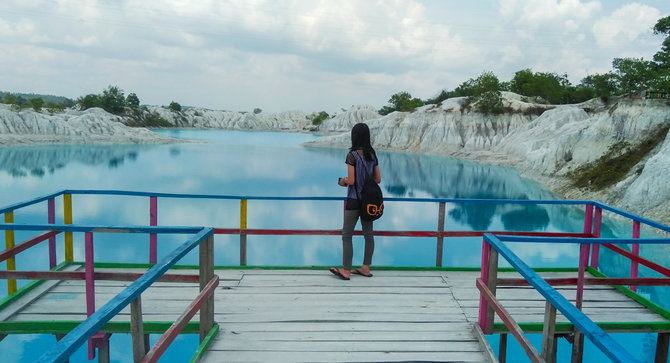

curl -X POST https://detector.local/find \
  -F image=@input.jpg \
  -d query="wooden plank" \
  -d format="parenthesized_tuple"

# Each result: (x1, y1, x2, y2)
(200, 350, 487, 362)
(219, 321, 474, 332)
(142, 275, 219, 363)
(12, 313, 198, 322)
(208, 340, 484, 352)
(436, 202, 445, 267)
(542, 301, 557, 363)
(211, 312, 472, 324)
(603, 244, 670, 278)
(237, 275, 448, 287)
(0, 264, 82, 321)
(472, 322, 499, 363)
(37, 228, 215, 362)
(476, 278, 542, 363)
(130, 296, 146, 362)
(216, 330, 478, 341)
(0, 231, 60, 263)
(483, 234, 639, 363)
(656, 332, 669, 363)
(497, 277, 670, 287)
(0, 270, 200, 283)
(460, 309, 668, 324)
(199, 235, 214, 341)
(17, 295, 460, 314)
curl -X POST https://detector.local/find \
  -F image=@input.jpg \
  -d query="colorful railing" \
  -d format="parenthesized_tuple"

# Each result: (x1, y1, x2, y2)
(477, 234, 670, 362)
(0, 221, 217, 363)
(1, 189, 670, 362)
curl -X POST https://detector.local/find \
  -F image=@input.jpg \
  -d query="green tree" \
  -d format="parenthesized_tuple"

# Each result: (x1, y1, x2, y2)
(253, 108, 262, 114)
(16, 96, 28, 108)
(424, 90, 449, 105)
(4, 93, 17, 105)
(510, 69, 534, 95)
(653, 16, 670, 69)
(510, 69, 566, 104)
(612, 57, 657, 94)
(100, 86, 126, 114)
(77, 94, 101, 110)
(126, 93, 140, 109)
(470, 71, 503, 115)
(450, 79, 477, 97)
(379, 91, 423, 115)
(565, 86, 596, 103)
(311, 111, 329, 125)
(29, 98, 44, 111)
(46, 102, 65, 114)
(580, 73, 618, 100)
(168, 101, 182, 112)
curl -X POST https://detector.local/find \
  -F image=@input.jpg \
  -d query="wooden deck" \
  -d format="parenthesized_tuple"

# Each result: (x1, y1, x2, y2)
(2, 267, 669, 362)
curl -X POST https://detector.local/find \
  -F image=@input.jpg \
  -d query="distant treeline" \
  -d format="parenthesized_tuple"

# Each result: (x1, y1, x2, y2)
(0, 91, 75, 112)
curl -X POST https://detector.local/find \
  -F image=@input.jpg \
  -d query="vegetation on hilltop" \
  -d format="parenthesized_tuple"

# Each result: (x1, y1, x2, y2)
(379, 15, 670, 115)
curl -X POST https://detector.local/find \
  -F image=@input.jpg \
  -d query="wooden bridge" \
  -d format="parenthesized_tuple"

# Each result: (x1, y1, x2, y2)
(1, 190, 670, 362)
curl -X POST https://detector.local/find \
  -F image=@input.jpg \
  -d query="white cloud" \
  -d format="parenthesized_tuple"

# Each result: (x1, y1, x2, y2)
(0, 1, 667, 111)
(500, 0, 602, 26)
(592, 3, 662, 48)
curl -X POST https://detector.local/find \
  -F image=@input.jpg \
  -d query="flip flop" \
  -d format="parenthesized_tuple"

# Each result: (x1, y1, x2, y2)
(352, 269, 373, 277)
(329, 267, 350, 280)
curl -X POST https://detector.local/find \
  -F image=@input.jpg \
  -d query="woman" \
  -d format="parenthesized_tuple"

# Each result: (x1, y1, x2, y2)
(330, 123, 381, 280)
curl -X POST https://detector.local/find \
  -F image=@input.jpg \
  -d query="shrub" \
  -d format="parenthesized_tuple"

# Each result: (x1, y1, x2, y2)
(469, 71, 503, 115)
(570, 124, 670, 190)
(168, 101, 182, 112)
(29, 98, 44, 111)
(311, 111, 329, 125)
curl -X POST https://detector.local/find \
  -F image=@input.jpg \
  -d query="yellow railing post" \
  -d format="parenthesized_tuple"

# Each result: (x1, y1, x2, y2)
(4, 211, 16, 294)
(64, 193, 73, 262)
(240, 199, 247, 266)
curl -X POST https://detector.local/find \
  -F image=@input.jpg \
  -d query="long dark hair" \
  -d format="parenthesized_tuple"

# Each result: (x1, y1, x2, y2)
(350, 123, 375, 161)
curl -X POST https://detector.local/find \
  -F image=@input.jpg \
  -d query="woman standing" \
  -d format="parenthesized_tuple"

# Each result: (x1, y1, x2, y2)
(330, 123, 381, 280)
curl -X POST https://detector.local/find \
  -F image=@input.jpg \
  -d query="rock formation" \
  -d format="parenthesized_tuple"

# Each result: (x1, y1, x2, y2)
(2, 92, 669, 224)
(0, 105, 176, 145)
(305, 92, 670, 225)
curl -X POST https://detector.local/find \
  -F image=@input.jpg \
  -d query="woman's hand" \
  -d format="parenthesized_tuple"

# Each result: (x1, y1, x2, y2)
(338, 177, 347, 186)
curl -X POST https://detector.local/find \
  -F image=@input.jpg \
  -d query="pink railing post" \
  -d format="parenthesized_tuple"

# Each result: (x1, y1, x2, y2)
(630, 221, 641, 292)
(590, 207, 602, 269)
(85, 232, 96, 360)
(582, 205, 593, 236)
(576, 243, 590, 310)
(571, 242, 590, 362)
(48, 198, 56, 269)
(478, 238, 494, 333)
(149, 196, 157, 264)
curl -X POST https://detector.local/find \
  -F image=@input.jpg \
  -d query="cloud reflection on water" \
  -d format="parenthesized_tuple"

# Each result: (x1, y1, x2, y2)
(0, 130, 647, 270)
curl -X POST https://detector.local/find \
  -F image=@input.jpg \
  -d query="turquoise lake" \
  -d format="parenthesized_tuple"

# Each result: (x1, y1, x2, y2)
(0, 129, 667, 362)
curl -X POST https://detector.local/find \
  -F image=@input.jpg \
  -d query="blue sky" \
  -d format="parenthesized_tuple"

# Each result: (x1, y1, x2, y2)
(0, 0, 668, 113)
